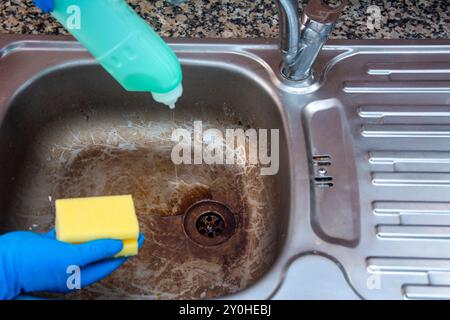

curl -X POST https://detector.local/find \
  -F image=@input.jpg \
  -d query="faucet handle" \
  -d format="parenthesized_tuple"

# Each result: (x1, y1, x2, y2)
(304, 0, 348, 25)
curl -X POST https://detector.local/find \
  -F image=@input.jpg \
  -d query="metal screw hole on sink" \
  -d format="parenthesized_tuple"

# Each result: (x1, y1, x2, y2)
(184, 200, 237, 247)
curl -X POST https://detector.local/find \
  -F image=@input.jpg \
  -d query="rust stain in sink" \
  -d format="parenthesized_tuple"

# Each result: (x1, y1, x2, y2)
(6, 118, 279, 300)
(56, 146, 213, 218)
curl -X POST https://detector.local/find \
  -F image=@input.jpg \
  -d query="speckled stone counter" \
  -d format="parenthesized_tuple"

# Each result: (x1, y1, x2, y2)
(1, 0, 449, 39)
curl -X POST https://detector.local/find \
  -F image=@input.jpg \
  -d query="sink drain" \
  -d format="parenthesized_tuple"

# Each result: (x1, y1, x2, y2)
(196, 212, 225, 238)
(184, 200, 236, 246)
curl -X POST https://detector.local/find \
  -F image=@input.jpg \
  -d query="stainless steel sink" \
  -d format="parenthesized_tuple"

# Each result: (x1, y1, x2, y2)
(1, 35, 450, 300)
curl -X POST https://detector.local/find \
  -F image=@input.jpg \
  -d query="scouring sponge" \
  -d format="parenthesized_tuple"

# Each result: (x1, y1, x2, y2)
(55, 195, 139, 257)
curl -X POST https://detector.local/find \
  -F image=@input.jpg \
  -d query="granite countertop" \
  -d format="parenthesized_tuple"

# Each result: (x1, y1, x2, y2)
(0, 0, 449, 39)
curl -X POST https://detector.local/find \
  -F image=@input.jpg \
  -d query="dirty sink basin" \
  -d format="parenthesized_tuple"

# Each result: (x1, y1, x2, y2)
(0, 36, 290, 299)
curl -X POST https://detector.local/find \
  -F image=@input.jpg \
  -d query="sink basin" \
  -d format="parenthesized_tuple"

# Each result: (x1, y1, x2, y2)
(0, 36, 290, 299)
(1, 35, 450, 299)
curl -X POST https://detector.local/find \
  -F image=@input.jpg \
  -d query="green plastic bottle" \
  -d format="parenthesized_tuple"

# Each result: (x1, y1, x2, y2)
(49, 0, 183, 108)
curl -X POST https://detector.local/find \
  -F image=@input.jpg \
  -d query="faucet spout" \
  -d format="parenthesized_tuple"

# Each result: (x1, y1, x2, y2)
(274, 0, 347, 81)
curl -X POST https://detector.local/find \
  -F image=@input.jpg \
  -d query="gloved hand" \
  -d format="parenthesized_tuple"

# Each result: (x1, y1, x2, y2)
(0, 230, 144, 300)
(32, 0, 55, 13)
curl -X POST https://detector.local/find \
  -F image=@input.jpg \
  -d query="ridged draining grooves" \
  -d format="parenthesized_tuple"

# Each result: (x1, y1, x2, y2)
(369, 151, 450, 172)
(373, 200, 450, 240)
(366, 126, 450, 298)
(359, 104, 450, 138)
(362, 125, 450, 138)
(356, 58, 450, 299)
(359, 105, 450, 122)
(346, 61, 450, 93)
(344, 81, 450, 93)
(372, 173, 450, 187)
(368, 257, 450, 299)
(366, 62, 450, 76)
(373, 202, 450, 225)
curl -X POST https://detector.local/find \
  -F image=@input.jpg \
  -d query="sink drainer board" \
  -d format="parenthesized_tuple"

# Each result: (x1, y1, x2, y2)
(3, 36, 450, 299)
(296, 46, 450, 300)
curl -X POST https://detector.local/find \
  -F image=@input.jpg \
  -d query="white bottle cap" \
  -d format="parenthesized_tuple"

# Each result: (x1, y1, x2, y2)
(151, 83, 183, 109)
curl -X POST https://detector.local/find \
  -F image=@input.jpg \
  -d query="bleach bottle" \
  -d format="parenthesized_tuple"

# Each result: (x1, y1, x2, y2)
(33, 0, 183, 109)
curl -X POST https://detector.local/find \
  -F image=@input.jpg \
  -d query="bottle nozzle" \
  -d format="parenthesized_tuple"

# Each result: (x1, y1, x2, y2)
(151, 83, 183, 109)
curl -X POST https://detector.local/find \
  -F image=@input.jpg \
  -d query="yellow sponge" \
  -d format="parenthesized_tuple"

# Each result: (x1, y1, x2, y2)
(55, 195, 139, 257)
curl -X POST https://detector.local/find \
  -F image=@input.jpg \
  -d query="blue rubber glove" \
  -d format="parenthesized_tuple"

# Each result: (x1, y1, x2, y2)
(32, 0, 55, 13)
(0, 230, 144, 300)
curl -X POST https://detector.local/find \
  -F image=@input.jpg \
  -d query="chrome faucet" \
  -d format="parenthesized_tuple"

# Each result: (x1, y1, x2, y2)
(274, 0, 347, 81)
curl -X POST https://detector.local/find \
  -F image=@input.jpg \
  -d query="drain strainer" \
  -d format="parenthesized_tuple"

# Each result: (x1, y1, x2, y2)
(184, 200, 236, 246)
(196, 212, 225, 238)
